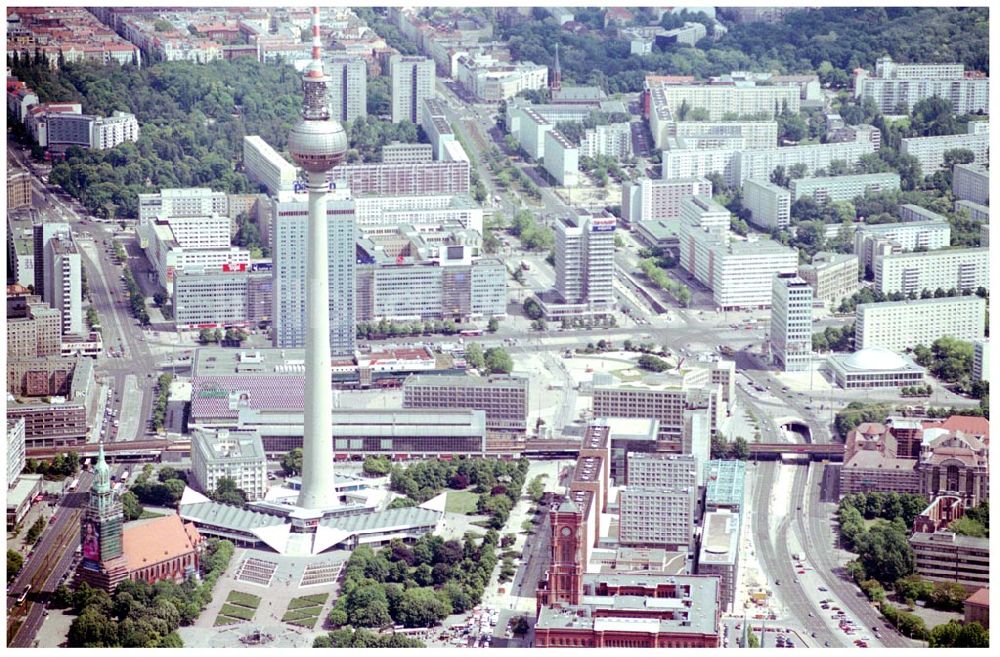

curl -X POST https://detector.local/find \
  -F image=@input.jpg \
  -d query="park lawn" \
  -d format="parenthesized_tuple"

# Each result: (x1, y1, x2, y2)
(285, 616, 319, 629)
(219, 603, 256, 621)
(138, 510, 166, 520)
(214, 615, 242, 627)
(287, 593, 329, 609)
(226, 591, 262, 609)
(282, 607, 322, 622)
(445, 490, 481, 515)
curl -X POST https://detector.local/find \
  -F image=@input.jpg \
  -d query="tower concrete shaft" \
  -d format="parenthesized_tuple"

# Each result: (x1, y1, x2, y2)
(297, 170, 336, 509)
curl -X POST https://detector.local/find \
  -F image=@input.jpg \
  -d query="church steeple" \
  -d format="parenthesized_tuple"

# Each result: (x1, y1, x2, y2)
(93, 441, 111, 494)
(550, 43, 561, 92)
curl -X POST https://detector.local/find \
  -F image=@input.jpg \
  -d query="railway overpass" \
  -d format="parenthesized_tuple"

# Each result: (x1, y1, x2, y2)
(748, 442, 845, 461)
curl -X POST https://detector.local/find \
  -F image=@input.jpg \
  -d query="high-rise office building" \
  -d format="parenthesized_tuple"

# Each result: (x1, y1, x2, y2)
(32, 222, 71, 299)
(43, 234, 83, 336)
(555, 211, 615, 306)
(327, 55, 367, 124)
(770, 273, 813, 372)
(390, 55, 435, 124)
(619, 453, 698, 550)
(271, 189, 356, 357)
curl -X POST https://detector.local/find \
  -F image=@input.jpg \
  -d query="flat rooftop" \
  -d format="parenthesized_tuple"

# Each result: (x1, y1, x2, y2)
(704, 460, 746, 508)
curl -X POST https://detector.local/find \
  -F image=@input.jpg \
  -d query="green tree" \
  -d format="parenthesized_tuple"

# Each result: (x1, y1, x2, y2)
(211, 476, 247, 506)
(856, 523, 916, 584)
(484, 347, 513, 374)
(280, 448, 303, 475)
(25, 517, 46, 545)
(465, 342, 486, 370)
(395, 587, 451, 627)
(487, 317, 500, 333)
(7, 549, 24, 583)
(343, 579, 393, 628)
(637, 354, 670, 372)
(121, 491, 143, 521)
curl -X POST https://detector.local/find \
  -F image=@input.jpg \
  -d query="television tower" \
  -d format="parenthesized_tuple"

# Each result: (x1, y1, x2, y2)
(286, 6, 347, 510)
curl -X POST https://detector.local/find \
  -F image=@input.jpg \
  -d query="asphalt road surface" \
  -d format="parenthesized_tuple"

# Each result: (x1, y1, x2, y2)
(7, 471, 95, 648)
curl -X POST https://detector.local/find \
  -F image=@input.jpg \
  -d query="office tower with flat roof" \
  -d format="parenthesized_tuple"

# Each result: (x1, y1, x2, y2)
(619, 453, 698, 550)
(327, 55, 367, 124)
(32, 222, 71, 299)
(192, 428, 268, 502)
(402, 374, 529, 433)
(555, 211, 615, 307)
(43, 234, 82, 336)
(770, 273, 813, 372)
(621, 177, 712, 227)
(390, 55, 435, 124)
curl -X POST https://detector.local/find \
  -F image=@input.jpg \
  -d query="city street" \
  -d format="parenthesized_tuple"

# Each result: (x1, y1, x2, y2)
(7, 471, 95, 648)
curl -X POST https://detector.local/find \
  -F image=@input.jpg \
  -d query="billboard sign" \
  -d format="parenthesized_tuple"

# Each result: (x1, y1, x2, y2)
(591, 217, 617, 232)
(82, 520, 100, 563)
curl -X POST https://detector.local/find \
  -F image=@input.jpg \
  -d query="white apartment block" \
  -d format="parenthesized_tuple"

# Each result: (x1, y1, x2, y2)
(952, 163, 989, 205)
(973, 339, 989, 382)
(655, 83, 801, 121)
(506, 100, 593, 137)
(382, 142, 433, 164)
(592, 377, 722, 444)
(45, 111, 139, 151)
(680, 196, 731, 234)
(138, 187, 228, 224)
(555, 211, 616, 306)
(679, 226, 798, 310)
(390, 55, 435, 124)
(440, 140, 469, 163)
(874, 247, 989, 295)
(455, 54, 547, 102)
(735, 139, 876, 186)
(771, 273, 813, 372)
(621, 177, 712, 227)
(854, 219, 951, 274)
(243, 135, 298, 196)
(662, 148, 740, 187)
(790, 172, 901, 204)
(7, 418, 26, 488)
(620, 453, 698, 550)
(327, 55, 367, 124)
(511, 105, 553, 160)
(743, 178, 791, 230)
(147, 225, 250, 294)
(580, 122, 633, 159)
(352, 193, 483, 236)
(149, 214, 232, 251)
(191, 428, 268, 502)
(798, 252, 859, 307)
(854, 56, 989, 114)
(968, 121, 990, 135)
(43, 234, 83, 336)
(649, 112, 777, 151)
(900, 133, 989, 175)
(420, 98, 454, 160)
(981, 223, 990, 247)
(544, 130, 579, 187)
(271, 187, 356, 356)
(855, 296, 986, 352)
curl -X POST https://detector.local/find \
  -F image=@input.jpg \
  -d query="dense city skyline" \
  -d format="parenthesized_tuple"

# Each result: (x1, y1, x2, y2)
(5, 4, 990, 650)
